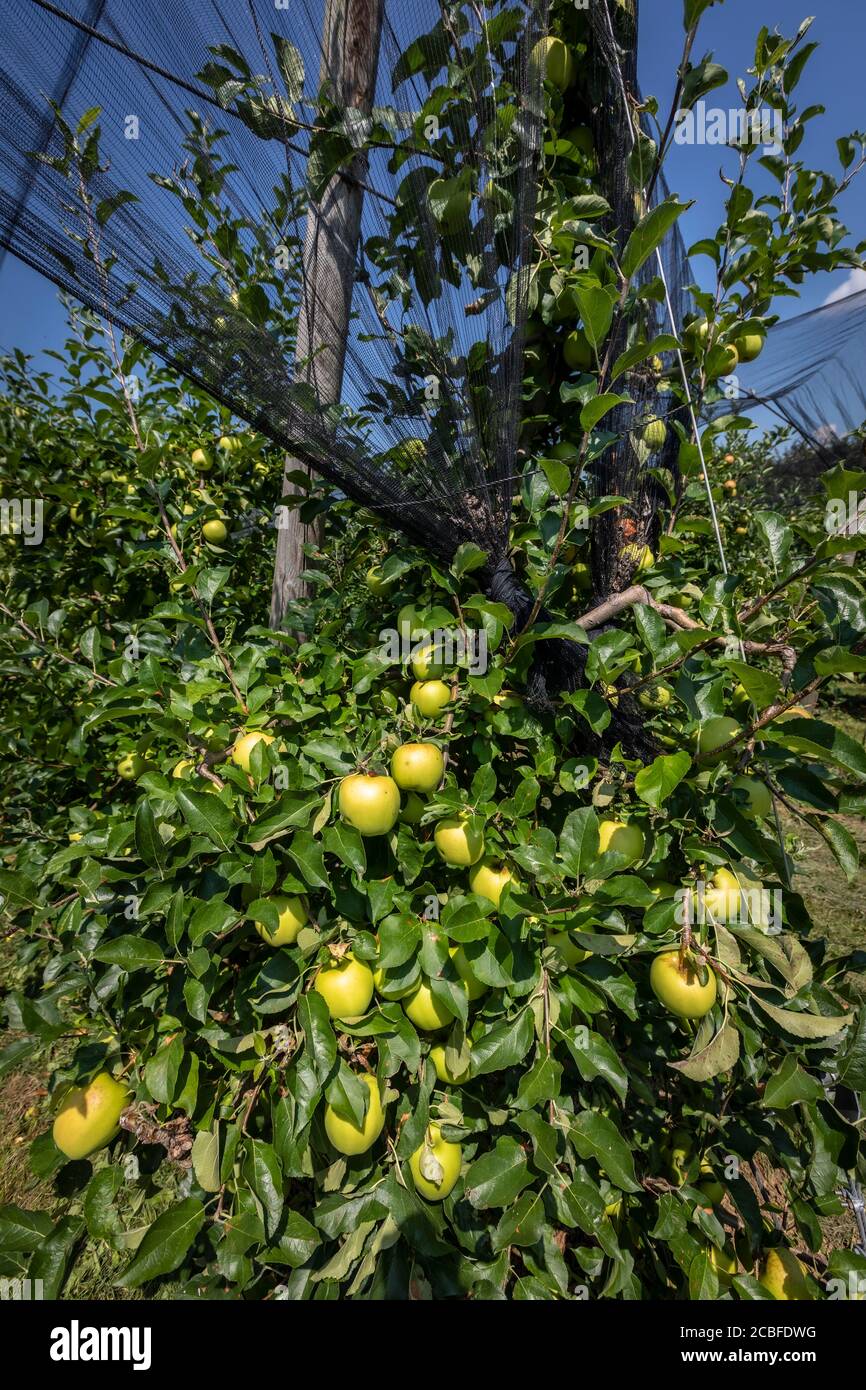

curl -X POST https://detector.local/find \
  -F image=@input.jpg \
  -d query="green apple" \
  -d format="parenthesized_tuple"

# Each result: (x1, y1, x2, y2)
(252, 894, 307, 947)
(597, 819, 645, 865)
(449, 945, 487, 1001)
(650, 949, 717, 1019)
(622, 543, 654, 573)
(573, 561, 592, 594)
(52, 1073, 129, 1159)
(734, 322, 766, 362)
(548, 928, 590, 967)
(324, 1073, 383, 1156)
(390, 742, 444, 794)
(428, 177, 471, 233)
(434, 816, 485, 866)
(758, 1247, 813, 1300)
(410, 679, 451, 717)
(314, 952, 374, 1021)
(430, 1042, 471, 1085)
(730, 775, 772, 820)
(703, 866, 742, 922)
(365, 565, 392, 596)
(530, 35, 575, 91)
(411, 640, 448, 680)
(399, 792, 426, 825)
(409, 1123, 462, 1202)
(638, 685, 672, 710)
(664, 1126, 695, 1184)
(467, 858, 519, 907)
(202, 518, 227, 544)
(696, 715, 741, 764)
(339, 773, 401, 836)
(191, 447, 213, 472)
(117, 752, 145, 781)
(641, 418, 667, 451)
(403, 980, 460, 1032)
(231, 730, 275, 772)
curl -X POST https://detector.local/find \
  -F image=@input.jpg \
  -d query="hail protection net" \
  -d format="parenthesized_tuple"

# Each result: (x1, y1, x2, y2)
(579, 0, 694, 595)
(733, 287, 866, 457)
(0, 0, 694, 718)
(0, 0, 550, 559)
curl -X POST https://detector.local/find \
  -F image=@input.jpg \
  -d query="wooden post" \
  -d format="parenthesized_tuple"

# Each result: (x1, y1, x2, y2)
(269, 0, 385, 628)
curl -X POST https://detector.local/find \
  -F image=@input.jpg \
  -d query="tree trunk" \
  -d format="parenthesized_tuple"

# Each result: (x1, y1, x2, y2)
(269, 0, 385, 628)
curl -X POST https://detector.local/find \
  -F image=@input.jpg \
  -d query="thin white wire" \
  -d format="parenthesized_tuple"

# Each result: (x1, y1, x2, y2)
(598, 0, 794, 888)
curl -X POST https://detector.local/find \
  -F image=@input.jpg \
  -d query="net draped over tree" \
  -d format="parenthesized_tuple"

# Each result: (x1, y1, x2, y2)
(0, 4, 689, 589)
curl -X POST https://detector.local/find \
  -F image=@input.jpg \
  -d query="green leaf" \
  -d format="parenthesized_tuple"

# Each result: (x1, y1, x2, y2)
(635, 750, 692, 807)
(669, 1022, 740, 1081)
(28, 1216, 82, 1299)
(569, 1112, 640, 1191)
(298, 991, 337, 1085)
(573, 282, 616, 350)
(83, 1167, 124, 1239)
(755, 511, 793, 570)
(622, 197, 691, 280)
(271, 34, 304, 101)
(610, 335, 680, 386)
(0, 1203, 54, 1251)
(325, 1063, 370, 1128)
(464, 1137, 533, 1209)
(559, 807, 600, 877)
(452, 542, 488, 577)
(377, 913, 421, 969)
(191, 1126, 221, 1193)
(286, 831, 331, 889)
(837, 1008, 866, 1091)
(563, 1029, 629, 1102)
(752, 997, 852, 1040)
(812, 816, 859, 884)
(93, 936, 164, 971)
(580, 393, 631, 432)
(469, 1010, 535, 1077)
(685, 0, 720, 26)
(491, 1190, 547, 1251)
(176, 788, 237, 849)
(763, 718, 866, 780)
(243, 1140, 284, 1241)
(322, 822, 366, 876)
(762, 1056, 825, 1108)
(722, 660, 780, 709)
(120, 1198, 205, 1288)
(134, 799, 166, 870)
(144, 1034, 183, 1104)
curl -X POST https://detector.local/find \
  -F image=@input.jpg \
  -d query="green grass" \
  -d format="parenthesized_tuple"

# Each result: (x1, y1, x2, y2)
(779, 710, 866, 995)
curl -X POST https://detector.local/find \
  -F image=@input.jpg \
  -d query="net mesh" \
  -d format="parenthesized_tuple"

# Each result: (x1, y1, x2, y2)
(0, 0, 691, 729)
(733, 286, 866, 457)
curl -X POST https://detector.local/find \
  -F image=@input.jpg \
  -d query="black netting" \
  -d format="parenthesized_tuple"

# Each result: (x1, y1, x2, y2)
(0, 0, 689, 726)
(0, 0, 548, 558)
(733, 287, 866, 457)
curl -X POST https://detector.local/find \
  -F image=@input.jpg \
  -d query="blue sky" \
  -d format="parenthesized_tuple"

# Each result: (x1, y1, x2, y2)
(1, 0, 864, 364)
(640, 0, 866, 314)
